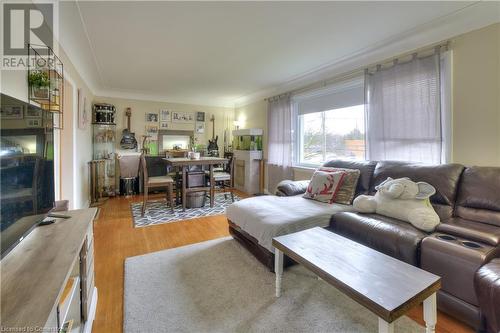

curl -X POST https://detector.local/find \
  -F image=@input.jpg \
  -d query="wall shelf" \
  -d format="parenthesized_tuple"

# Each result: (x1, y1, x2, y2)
(27, 44, 64, 116)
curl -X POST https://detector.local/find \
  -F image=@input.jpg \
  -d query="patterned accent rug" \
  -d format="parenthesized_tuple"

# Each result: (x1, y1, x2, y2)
(131, 193, 241, 227)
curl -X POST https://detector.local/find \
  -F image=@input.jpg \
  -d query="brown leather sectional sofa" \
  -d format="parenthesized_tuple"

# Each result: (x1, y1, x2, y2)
(229, 160, 500, 332)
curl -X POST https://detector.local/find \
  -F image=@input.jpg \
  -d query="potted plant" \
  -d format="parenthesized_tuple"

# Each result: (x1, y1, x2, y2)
(28, 70, 50, 100)
(194, 144, 206, 153)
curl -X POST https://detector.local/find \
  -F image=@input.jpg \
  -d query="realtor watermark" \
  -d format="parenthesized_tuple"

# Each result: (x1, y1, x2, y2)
(1, 1, 58, 70)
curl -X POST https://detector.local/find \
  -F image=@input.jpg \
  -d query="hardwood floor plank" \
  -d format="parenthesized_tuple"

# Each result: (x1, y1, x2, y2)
(92, 191, 473, 333)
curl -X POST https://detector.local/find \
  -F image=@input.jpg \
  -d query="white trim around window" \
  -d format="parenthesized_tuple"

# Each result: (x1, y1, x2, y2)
(292, 76, 366, 168)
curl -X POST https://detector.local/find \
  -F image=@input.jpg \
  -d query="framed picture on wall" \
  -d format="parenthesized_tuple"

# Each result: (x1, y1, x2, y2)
(145, 113, 159, 123)
(77, 89, 90, 129)
(25, 106, 42, 118)
(146, 124, 158, 133)
(26, 118, 42, 127)
(160, 109, 171, 122)
(160, 122, 170, 129)
(172, 111, 194, 123)
(1, 105, 24, 119)
(196, 112, 205, 122)
(195, 121, 205, 134)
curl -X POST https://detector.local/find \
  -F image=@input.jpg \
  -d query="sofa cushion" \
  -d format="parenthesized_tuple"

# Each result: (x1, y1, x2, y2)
(455, 166, 500, 227)
(421, 234, 499, 307)
(227, 195, 354, 252)
(474, 258, 500, 333)
(437, 217, 500, 246)
(276, 180, 309, 197)
(328, 212, 428, 265)
(370, 161, 465, 220)
(320, 167, 360, 205)
(322, 160, 377, 196)
(303, 170, 346, 203)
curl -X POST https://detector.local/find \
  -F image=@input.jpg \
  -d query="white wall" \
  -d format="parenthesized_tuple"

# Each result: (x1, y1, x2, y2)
(451, 23, 500, 166)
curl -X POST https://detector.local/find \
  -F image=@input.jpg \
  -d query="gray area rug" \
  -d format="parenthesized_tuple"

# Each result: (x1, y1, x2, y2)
(131, 193, 241, 227)
(124, 237, 425, 333)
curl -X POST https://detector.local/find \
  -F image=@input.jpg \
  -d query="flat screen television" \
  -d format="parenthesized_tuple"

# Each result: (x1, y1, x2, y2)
(0, 93, 55, 258)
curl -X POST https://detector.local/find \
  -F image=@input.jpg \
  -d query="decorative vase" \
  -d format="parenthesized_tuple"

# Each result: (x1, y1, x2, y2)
(188, 152, 200, 160)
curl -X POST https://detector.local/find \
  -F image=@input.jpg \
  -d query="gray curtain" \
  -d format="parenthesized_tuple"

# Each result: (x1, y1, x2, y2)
(267, 94, 294, 193)
(365, 53, 442, 164)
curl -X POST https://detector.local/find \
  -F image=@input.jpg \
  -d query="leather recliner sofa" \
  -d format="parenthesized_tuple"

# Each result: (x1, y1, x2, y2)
(276, 160, 500, 332)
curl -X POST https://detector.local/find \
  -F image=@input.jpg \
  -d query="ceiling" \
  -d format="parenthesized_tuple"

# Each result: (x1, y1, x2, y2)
(58, 1, 499, 107)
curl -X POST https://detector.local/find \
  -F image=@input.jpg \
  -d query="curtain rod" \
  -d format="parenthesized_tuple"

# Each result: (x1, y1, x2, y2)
(265, 40, 450, 101)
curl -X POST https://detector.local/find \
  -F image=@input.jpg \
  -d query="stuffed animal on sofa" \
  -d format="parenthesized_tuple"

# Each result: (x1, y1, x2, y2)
(353, 177, 440, 232)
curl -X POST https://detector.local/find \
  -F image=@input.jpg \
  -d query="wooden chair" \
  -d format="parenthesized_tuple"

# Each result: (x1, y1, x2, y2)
(140, 154, 174, 216)
(210, 154, 235, 202)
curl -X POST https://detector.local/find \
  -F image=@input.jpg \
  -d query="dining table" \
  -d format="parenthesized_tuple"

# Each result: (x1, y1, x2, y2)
(162, 157, 229, 211)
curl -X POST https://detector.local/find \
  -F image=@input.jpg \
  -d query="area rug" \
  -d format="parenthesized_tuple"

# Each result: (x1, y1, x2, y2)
(124, 237, 425, 333)
(130, 193, 241, 227)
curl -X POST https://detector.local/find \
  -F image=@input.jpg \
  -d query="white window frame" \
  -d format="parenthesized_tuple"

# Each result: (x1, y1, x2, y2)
(440, 50, 453, 163)
(292, 77, 365, 168)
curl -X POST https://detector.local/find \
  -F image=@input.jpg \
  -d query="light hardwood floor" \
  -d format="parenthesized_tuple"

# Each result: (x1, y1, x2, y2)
(92, 192, 473, 333)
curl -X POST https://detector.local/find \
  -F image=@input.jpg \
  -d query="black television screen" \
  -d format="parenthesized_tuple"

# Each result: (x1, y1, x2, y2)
(0, 93, 55, 258)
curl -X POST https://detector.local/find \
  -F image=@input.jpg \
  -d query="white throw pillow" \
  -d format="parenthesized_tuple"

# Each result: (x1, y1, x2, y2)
(303, 170, 346, 204)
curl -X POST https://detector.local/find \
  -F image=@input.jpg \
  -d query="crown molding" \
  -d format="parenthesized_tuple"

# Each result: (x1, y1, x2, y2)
(234, 1, 500, 108)
(95, 89, 236, 109)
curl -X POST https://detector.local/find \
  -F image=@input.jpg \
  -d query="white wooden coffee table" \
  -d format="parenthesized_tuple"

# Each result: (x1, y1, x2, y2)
(272, 227, 441, 333)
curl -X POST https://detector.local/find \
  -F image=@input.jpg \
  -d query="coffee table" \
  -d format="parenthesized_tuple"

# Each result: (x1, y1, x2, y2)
(272, 227, 441, 333)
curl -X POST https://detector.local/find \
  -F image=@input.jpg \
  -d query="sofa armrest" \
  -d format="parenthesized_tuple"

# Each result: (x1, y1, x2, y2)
(275, 180, 309, 196)
(475, 258, 500, 333)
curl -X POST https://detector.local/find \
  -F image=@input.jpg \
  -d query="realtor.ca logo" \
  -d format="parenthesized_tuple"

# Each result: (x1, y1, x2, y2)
(1, 1, 58, 69)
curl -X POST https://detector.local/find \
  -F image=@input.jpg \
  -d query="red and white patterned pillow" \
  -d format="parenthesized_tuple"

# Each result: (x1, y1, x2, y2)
(303, 170, 346, 204)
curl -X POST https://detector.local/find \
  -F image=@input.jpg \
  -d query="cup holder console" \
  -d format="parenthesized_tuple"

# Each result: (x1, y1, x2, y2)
(461, 241, 482, 249)
(435, 234, 483, 250)
(437, 234, 457, 241)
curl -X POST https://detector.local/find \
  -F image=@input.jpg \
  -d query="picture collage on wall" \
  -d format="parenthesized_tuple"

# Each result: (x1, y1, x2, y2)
(196, 111, 205, 133)
(144, 108, 207, 152)
(145, 112, 159, 139)
(159, 109, 171, 129)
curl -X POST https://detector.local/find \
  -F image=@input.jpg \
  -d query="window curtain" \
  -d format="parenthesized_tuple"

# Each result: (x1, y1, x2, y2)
(365, 52, 443, 164)
(267, 94, 294, 193)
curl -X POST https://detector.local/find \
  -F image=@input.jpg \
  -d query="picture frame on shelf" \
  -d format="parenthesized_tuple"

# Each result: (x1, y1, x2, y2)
(145, 113, 159, 123)
(1, 105, 24, 119)
(172, 111, 194, 123)
(25, 106, 42, 118)
(160, 109, 171, 122)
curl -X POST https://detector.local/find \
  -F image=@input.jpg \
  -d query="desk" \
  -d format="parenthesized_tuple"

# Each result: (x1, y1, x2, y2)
(163, 157, 228, 211)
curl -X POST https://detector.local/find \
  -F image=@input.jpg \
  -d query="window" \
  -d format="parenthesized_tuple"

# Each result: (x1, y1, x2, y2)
(298, 105, 365, 165)
(292, 50, 451, 167)
(293, 77, 365, 167)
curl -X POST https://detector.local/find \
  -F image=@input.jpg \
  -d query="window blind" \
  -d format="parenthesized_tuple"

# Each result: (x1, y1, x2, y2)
(293, 78, 364, 115)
